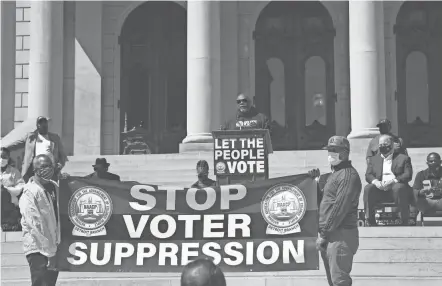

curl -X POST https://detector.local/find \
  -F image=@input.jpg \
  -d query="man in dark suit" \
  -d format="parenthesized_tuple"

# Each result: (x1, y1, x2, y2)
(364, 134, 413, 226)
(366, 119, 407, 163)
(85, 158, 120, 181)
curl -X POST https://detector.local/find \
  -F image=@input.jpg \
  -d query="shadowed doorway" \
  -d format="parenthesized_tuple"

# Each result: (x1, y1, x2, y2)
(395, 1, 442, 147)
(120, 2, 187, 154)
(254, 1, 336, 150)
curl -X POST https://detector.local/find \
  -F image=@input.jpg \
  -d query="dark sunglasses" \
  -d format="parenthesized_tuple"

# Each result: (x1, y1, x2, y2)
(236, 99, 248, 104)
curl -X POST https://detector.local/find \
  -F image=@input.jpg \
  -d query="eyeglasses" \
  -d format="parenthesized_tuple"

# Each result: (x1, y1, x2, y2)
(236, 99, 247, 104)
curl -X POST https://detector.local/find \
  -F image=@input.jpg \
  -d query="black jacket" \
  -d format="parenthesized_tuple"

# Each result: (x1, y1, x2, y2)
(221, 107, 270, 131)
(85, 172, 121, 181)
(318, 161, 362, 239)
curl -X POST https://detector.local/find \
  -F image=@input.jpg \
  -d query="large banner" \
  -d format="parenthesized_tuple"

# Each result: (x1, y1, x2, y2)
(57, 174, 319, 272)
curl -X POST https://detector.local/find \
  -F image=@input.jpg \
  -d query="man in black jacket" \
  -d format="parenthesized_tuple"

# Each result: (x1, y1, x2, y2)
(221, 94, 270, 131)
(84, 158, 120, 181)
(308, 136, 362, 286)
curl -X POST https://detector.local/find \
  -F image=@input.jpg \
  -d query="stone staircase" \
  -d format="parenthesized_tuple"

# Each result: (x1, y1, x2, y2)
(2, 148, 442, 285)
(2, 228, 442, 285)
(63, 147, 440, 209)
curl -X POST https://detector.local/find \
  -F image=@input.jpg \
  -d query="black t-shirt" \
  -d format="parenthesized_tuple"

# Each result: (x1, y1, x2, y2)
(44, 183, 58, 222)
(413, 168, 442, 200)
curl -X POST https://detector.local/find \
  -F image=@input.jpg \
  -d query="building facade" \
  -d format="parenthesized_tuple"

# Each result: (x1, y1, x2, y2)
(1, 1, 441, 155)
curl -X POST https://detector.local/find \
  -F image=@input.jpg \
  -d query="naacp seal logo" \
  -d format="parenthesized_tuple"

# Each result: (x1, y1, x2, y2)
(261, 184, 306, 235)
(69, 186, 113, 237)
(215, 162, 226, 174)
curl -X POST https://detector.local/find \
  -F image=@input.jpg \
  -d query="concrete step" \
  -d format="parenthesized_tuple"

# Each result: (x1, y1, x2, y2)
(1, 276, 442, 286)
(2, 276, 442, 286)
(3, 249, 442, 268)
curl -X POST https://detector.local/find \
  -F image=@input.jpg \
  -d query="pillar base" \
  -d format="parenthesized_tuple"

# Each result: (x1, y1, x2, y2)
(179, 142, 213, 153)
(347, 128, 379, 155)
(347, 128, 380, 139)
(182, 133, 213, 144)
(180, 133, 214, 153)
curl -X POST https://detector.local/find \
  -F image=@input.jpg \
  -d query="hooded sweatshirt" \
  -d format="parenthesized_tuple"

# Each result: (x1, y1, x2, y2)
(221, 107, 270, 131)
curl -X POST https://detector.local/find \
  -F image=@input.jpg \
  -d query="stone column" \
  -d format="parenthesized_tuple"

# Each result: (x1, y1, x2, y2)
(347, 1, 383, 140)
(0, 1, 16, 136)
(27, 1, 64, 134)
(181, 1, 220, 149)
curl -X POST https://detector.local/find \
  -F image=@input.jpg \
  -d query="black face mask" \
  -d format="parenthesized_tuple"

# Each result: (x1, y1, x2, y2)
(379, 126, 389, 135)
(379, 145, 392, 155)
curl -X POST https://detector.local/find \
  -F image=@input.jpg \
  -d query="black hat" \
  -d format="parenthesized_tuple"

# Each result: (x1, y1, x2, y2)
(36, 116, 48, 124)
(93, 158, 110, 167)
(376, 119, 391, 127)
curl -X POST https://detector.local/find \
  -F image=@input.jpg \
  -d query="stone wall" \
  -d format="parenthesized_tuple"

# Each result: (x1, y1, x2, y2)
(14, 1, 30, 127)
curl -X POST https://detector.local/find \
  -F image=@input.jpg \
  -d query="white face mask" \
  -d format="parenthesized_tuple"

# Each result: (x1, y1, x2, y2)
(1, 159, 8, 167)
(328, 152, 342, 166)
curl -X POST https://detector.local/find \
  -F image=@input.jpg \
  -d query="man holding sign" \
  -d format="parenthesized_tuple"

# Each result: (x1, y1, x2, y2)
(308, 136, 362, 286)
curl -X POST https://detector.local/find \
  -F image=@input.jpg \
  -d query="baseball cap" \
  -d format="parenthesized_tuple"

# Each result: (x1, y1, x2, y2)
(376, 119, 391, 127)
(323, 136, 350, 151)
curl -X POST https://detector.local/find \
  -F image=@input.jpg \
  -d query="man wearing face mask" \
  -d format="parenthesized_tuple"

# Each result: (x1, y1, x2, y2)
(21, 116, 68, 182)
(308, 136, 362, 286)
(19, 154, 60, 286)
(84, 158, 120, 181)
(191, 160, 216, 188)
(364, 134, 413, 226)
(366, 119, 407, 162)
(413, 152, 442, 213)
(220, 94, 270, 131)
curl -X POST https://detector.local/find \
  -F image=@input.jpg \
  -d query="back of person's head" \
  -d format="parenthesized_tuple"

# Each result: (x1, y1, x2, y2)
(181, 258, 226, 286)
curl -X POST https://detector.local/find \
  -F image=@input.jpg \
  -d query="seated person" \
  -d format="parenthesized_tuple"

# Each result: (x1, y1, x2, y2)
(364, 134, 413, 226)
(366, 119, 407, 163)
(191, 160, 216, 188)
(1, 147, 25, 206)
(413, 152, 442, 213)
(1, 147, 25, 230)
(84, 158, 120, 181)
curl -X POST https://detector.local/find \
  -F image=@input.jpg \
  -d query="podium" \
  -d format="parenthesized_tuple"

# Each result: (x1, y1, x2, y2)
(212, 129, 273, 185)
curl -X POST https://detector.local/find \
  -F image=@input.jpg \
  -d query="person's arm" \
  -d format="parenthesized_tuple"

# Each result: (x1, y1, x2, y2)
(365, 157, 377, 184)
(262, 114, 271, 131)
(395, 156, 413, 183)
(19, 191, 54, 257)
(5, 168, 25, 197)
(412, 171, 424, 197)
(319, 170, 361, 239)
(56, 135, 68, 167)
